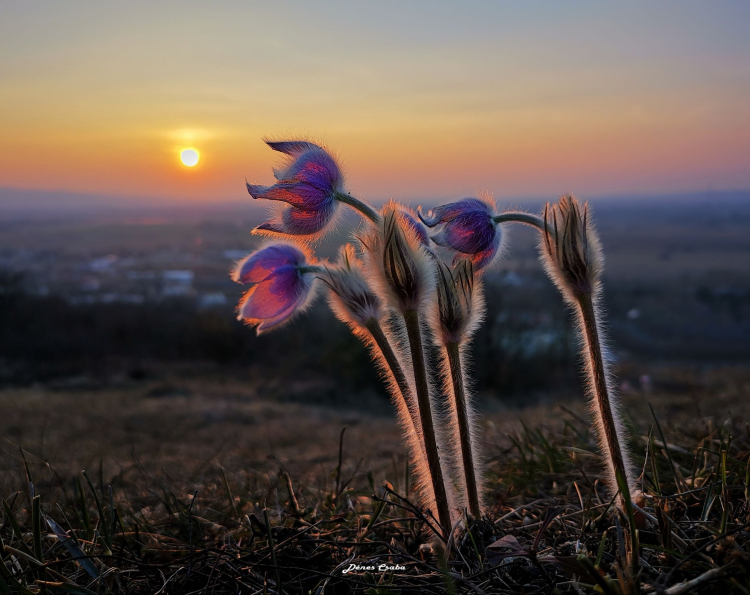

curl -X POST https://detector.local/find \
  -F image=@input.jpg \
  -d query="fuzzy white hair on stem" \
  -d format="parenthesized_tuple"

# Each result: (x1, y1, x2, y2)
(317, 244, 437, 512)
(538, 194, 636, 501)
(357, 200, 457, 534)
(429, 259, 488, 518)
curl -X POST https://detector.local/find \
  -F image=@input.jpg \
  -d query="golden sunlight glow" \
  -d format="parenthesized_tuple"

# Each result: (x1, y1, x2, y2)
(180, 149, 200, 167)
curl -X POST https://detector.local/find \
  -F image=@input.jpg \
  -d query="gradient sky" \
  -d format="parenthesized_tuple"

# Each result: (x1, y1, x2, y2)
(1, 1, 749, 206)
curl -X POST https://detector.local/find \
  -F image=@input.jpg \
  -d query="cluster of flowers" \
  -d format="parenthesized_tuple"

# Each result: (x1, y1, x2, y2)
(234, 140, 636, 539)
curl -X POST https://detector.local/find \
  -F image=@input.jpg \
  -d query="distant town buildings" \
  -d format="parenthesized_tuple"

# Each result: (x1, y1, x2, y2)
(0, 243, 254, 309)
(162, 270, 194, 297)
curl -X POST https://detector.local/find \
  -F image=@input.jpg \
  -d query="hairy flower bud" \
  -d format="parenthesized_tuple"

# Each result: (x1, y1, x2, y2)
(398, 206, 431, 248)
(434, 259, 483, 345)
(321, 244, 381, 330)
(361, 202, 433, 313)
(231, 243, 319, 334)
(540, 194, 603, 303)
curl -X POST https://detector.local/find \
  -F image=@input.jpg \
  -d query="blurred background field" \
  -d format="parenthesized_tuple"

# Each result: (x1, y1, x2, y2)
(1, 191, 749, 490)
(2, 193, 749, 389)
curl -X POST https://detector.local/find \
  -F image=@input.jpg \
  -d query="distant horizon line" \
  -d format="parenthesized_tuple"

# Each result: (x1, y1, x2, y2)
(1, 184, 749, 216)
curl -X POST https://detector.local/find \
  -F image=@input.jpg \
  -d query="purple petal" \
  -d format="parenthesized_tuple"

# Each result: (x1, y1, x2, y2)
(266, 140, 322, 157)
(233, 244, 306, 284)
(418, 198, 492, 227)
(430, 209, 497, 254)
(248, 148, 341, 211)
(255, 302, 305, 333)
(453, 231, 501, 270)
(256, 202, 338, 237)
(282, 149, 341, 192)
(248, 181, 333, 211)
(239, 266, 308, 320)
(246, 182, 270, 198)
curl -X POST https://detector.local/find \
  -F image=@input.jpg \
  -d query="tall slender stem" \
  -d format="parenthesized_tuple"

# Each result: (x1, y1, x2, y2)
(365, 319, 421, 436)
(403, 309, 452, 535)
(577, 293, 631, 504)
(491, 212, 544, 230)
(446, 342, 481, 519)
(334, 192, 381, 224)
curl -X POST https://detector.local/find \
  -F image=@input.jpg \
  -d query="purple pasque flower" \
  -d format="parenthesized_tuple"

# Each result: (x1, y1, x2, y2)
(418, 198, 501, 269)
(232, 243, 318, 334)
(246, 141, 344, 237)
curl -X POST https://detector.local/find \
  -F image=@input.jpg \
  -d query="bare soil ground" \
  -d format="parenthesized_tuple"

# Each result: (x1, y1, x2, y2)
(2, 367, 750, 593)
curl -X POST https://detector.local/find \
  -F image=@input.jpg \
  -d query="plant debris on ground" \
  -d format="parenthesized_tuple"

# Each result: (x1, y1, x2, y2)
(2, 394, 750, 594)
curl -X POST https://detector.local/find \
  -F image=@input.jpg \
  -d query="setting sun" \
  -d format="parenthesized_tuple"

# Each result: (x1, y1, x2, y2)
(180, 149, 199, 167)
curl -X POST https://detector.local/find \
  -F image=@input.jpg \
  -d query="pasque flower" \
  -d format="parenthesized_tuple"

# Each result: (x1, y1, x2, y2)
(361, 201, 454, 534)
(540, 194, 603, 302)
(434, 259, 482, 346)
(247, 140, 379, 237)
(321, 244, 382, 331)
(539, 194, 635, 502)
(433, 258, 486, 518)
(360, 201, 434, 314)
(321, 245, 435, 512)
(418, 198, 501, 269)
(232, 243, 319, 334)
(246, 141, 343, 237)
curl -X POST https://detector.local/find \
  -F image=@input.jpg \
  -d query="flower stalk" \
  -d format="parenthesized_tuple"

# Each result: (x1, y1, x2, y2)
(364, 318, 422, 438)
(491, 211, 544, 230)
(446, 341, 481, 518)
(403, 308, 452, 536)
(539, 195, 634, 503)
(577, 293, 630, 501)
(334, 191, 381, 224)
(318, 245, 435, 513)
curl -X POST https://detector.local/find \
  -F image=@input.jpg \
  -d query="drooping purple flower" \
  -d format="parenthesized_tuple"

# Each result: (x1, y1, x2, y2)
(418, 198, 501, 269)
(232, 243, 318, 333)
(246, 141, 344, 237)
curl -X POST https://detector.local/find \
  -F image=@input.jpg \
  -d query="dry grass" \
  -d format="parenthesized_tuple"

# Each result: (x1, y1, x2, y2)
(1, 370, 750, 593)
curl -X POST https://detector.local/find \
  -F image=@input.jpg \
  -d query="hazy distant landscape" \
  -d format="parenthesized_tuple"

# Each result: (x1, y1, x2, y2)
(2, 190, 749, 400)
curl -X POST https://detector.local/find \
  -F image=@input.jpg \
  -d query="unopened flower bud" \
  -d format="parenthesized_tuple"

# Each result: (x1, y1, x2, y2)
(540, 194, 603, 303)
(321, 244, 381, 330)
(363, 202, 432, 313)
(434, 259, 482, 345)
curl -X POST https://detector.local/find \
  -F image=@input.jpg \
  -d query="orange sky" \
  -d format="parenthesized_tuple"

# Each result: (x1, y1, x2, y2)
(1, 2, 749, 206)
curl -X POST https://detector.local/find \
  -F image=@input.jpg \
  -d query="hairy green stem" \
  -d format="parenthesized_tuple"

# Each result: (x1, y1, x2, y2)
(491, 211, 544, 230)
(334, 192, 381, 224)
(365, 318, 421, 435)
(446, 342, 481, 519)
(577, 293, 631, 504)
(403, 309, 452, 535)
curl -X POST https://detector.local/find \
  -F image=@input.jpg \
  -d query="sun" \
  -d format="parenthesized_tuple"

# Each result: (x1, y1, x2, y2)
(180, 148, 200, 167)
